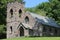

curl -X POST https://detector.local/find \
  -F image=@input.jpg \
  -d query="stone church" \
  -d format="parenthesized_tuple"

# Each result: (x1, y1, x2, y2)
(6, 1, 60, 38)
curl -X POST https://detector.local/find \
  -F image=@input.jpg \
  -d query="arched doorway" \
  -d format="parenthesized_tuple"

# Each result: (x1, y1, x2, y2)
(20, 27, 24, 36)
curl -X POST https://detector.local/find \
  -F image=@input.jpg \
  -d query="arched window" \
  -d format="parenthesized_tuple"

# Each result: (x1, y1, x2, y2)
(10, 9, 13, 18)
(25, 16, 29, 23)
(10, 26, 12, 33)
(19, 9, 22, 17)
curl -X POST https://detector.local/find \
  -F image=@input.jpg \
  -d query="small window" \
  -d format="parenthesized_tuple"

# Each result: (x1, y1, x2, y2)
(49, 27, 52, 32)
(10, 26, 12, 33)
(10, 9, 13, 18)
(43, 27, 46, 32)
(25, 16, 29, 23)
(19, 9, 22, 17)
(55, 29, 57, 35)
(29, 29, 33, 36)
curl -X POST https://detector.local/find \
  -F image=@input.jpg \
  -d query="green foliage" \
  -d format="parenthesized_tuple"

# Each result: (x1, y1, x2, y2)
(0, 25, 6, 33)
(26, 0, 60, 25)
(47, 0, 60, 25)
(0, 25, 6, 39)
(25, 8, 46, 16)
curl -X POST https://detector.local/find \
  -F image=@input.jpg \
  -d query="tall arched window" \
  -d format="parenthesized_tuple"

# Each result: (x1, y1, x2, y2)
(25, 16, 29, 23)
(10, 26, 13, 33)
(19, 9, 22, 17)
(10, 9, 13, 18)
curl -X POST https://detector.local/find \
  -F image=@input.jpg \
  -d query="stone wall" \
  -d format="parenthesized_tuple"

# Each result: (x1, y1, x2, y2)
(42, 25, 60, 36)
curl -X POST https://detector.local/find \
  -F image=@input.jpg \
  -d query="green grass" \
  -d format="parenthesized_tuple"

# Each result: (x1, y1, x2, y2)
(2, 37, 60, 40)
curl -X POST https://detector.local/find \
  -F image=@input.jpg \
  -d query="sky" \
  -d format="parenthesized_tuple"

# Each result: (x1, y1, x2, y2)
(24, 0, 48, 8)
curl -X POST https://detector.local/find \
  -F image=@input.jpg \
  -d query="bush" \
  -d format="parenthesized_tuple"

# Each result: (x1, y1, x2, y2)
(0, 25, 6, 39)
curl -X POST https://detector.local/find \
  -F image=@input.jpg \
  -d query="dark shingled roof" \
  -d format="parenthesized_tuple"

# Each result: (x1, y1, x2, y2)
(27, 12, 60, 28)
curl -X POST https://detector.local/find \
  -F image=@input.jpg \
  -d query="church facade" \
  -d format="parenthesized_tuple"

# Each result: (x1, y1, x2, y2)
(6, 1, 60, 38)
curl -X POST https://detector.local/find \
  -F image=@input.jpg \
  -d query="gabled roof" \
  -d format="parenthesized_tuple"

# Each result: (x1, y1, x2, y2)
(27, 12, 60, 28)
(17, 23, 32, 29)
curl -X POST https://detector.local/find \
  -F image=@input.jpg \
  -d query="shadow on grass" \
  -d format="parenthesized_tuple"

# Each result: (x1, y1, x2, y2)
(27, 36, 60, 38)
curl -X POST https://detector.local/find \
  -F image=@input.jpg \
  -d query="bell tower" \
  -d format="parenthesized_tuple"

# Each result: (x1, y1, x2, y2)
(6, 1, 24, 38)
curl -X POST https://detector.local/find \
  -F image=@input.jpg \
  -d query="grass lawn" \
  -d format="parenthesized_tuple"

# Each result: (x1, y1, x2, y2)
(2, 37, 60, 40)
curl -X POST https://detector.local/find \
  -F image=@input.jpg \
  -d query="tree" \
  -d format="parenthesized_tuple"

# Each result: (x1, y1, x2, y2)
(30, 0, 60, 25)
(48, 0, 60, 24)
(0, 25, 6, 39)
(26, 0, 60, 25)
